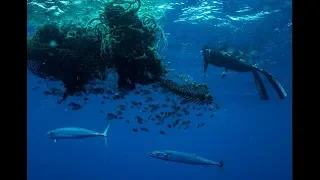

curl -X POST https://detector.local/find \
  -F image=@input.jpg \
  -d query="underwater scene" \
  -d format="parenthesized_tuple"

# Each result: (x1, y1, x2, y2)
(27, 0, 292, 180)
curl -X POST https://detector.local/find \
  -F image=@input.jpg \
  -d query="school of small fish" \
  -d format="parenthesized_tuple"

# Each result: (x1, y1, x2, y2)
(33, 79, 220, 136)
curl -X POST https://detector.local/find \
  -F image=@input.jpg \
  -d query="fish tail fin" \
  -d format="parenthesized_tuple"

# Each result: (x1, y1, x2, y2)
(218, 160, 224, 172)
(251, 70, 269, 100)
(259, 68, 287, 100)
(103, 124, 110, 147)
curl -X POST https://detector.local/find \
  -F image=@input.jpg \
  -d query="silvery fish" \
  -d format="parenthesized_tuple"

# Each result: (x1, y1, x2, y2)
(46, 125, 110, 147)
(149, 150, 223, 169)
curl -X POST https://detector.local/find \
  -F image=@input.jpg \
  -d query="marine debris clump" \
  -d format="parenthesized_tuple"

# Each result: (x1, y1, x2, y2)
(87, 0, 166, 89)
(27, 0, 215, 105)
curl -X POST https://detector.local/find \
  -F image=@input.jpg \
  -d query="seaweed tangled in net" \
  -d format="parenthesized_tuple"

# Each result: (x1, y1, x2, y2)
(27, 0, 215, 105)
(27, 22, 108, 103)
(86, 0, 167, 89)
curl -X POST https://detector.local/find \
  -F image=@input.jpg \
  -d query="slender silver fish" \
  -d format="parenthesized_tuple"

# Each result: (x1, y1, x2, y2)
(46, 125, 110, 147)
(149, 150, 223, 169)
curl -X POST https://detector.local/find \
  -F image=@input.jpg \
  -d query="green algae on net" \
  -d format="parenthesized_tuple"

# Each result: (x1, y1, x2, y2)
(27, 0, 215, 105)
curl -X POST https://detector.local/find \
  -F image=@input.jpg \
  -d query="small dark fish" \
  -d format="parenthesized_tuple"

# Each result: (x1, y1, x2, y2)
(125, 120, 130, 123)
(103, 96, 107, 99)
(140, 127, 149, 132)
(68, 102, 78, 107)
(106, 113, 117, 120)
(159, 131, 166, 135)
(167, 124, 172, 128)
(132, 128, 138, 132)
(101, 101, 105, 104)
(148, 103, 160, 112)
(155, 120, 164, 125)
(32, 86, 40, 90)
(208, 106, 214, 111)
(72, 105, 83, 111)
(46, 125, 110, 146)
(100, 110, 104, 113)
(136, 116, 143, 124)
(50, 88, 63, 95)
(179, 120, 190, 129)
(210, 114, 214, 118)
(113, 93, 123, 100)
(172, 119, 181, 127)
(161, 104, 169, 108)
(84, 97, 89, 101)
(117, 105, 126, 111)
(146, 97, 153, 102)
(197, 122, 205, 128)
(172, 106, 181, 111)
(196, 112, 203, 116)
(68, 102, 83, 111)
(134, 91, 140, 94)
(176, 113, 183, 117)
(43, 91, 52, 96)
(131, 101, 141, 106)
(150, 107, 159, 112)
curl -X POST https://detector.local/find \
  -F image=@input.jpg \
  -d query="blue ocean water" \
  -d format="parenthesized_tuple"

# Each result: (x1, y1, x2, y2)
(27, 0, 292, 180)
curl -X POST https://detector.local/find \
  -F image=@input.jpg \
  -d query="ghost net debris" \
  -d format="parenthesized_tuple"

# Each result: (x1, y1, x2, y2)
(27, 0, 214, 105)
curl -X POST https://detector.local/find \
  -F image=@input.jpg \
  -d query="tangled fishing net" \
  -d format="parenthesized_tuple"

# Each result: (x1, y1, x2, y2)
(27, 0, 214, 104)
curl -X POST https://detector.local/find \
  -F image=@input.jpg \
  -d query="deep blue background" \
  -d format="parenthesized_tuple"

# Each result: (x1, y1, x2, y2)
(27, 1, 292, 180)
